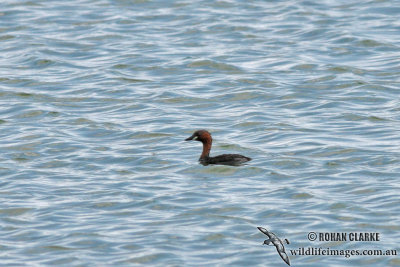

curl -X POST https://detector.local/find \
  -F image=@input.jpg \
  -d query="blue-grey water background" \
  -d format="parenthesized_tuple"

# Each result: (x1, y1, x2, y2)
(1, 0, 400, 266)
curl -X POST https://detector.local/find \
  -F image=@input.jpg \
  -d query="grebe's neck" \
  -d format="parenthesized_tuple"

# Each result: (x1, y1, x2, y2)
(200, 139, 212, 159)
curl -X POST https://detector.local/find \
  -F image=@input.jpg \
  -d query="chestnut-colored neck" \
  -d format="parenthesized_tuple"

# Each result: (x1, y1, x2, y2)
(200, 139, 212, 159)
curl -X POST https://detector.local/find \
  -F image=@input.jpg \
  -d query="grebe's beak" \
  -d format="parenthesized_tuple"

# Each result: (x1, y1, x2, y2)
(185, 134, 195, 141)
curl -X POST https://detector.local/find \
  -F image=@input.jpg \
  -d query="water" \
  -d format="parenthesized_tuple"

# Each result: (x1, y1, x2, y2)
(1, 0, 399, 266)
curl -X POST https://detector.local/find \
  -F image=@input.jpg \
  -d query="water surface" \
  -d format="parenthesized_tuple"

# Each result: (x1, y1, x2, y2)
(1, 0, 399, 266)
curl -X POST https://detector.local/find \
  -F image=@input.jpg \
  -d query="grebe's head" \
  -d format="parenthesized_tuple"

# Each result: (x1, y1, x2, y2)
(185, 130, 212, 143)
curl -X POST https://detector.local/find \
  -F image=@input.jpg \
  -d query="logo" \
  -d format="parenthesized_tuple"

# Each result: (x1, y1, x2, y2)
(258, 227, 290, 266)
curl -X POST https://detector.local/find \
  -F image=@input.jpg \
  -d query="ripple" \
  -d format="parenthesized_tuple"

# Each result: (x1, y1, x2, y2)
(1, 0, 399, 266)
(187, 59, 242, 73)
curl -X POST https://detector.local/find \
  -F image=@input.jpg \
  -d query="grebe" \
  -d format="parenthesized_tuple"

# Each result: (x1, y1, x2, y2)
(185, 130, 251, 166)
